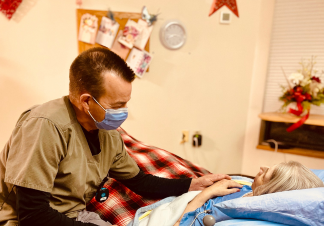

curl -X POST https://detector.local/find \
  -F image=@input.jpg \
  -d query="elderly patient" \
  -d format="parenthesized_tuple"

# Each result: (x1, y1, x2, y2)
(174, 161, 324, 226)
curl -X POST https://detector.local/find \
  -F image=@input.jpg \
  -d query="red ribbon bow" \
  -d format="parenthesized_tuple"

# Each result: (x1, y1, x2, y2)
(286, 87, 310, 132)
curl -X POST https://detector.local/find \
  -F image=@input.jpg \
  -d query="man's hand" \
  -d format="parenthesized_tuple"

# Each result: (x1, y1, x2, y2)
(201, 179, 243, 199)
(188, 174, 231, 191)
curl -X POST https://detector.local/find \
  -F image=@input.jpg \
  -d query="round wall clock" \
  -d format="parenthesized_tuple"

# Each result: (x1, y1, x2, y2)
(160, 20, 187, 50)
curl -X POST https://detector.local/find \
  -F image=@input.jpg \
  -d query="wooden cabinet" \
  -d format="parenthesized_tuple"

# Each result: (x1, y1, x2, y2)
(258, 112, 324, 159)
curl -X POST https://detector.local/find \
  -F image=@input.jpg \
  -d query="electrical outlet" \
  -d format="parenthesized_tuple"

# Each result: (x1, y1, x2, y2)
(182, 130, 189, 142)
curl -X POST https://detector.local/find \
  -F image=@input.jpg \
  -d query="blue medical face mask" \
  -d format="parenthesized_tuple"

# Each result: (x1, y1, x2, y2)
(88, 97, 128, 130)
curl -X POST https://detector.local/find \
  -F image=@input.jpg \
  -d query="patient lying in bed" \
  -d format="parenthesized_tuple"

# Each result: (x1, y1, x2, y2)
(175, 161, 324, 226)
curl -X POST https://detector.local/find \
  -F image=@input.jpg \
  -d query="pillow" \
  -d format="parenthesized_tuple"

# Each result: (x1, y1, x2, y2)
(215, 187, 324, 226)
(311, 169, 324, 182)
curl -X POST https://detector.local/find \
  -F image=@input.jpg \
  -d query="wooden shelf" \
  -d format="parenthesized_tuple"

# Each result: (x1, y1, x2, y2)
(257, 145, 324, 159)
(259, 112, 324, 126)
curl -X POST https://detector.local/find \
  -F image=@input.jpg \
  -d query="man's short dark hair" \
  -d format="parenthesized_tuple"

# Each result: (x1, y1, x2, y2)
(69, 47, 135, 99)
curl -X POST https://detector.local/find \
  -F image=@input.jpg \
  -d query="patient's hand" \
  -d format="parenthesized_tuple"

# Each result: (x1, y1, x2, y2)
(188, 174, 231, 191)
(201, 179, 242, 200)
(174, 179, 242, 226)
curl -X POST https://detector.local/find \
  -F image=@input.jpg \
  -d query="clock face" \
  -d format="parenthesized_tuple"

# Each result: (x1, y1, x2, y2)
(160, 21, 186, 50)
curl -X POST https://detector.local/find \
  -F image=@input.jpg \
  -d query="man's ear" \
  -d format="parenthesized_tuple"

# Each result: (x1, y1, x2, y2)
(80, 93, 91, 112)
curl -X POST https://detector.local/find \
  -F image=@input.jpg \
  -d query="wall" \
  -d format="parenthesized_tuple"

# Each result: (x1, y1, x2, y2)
(1, 0, 267, 174)
(0, 1, 77, 153)
(241, 0, 324, 176)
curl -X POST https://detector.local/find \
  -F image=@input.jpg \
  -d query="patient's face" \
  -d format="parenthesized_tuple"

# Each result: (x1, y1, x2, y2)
(251, 165, 276, 191)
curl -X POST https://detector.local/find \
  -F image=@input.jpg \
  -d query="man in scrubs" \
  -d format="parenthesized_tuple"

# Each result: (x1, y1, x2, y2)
(0, 48, 230, 226)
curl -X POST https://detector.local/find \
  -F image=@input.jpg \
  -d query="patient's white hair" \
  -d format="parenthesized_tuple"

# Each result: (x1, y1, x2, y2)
(253, 161, 324, 196)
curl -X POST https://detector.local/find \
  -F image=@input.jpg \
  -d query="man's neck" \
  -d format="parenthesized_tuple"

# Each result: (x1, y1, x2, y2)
(70, 98, 98, 132)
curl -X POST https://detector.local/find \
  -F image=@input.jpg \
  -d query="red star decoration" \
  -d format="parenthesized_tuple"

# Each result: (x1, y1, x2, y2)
(209, 0, 239, 18)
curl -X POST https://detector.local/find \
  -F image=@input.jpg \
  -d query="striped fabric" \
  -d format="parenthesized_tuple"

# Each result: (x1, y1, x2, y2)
(86, 127, 210, 226)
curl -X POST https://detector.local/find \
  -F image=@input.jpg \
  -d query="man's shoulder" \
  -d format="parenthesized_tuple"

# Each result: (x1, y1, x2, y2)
(18, 96, 77, 130)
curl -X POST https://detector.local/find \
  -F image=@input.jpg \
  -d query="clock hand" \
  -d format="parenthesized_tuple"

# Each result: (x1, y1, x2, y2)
(166, 34, 181, 39)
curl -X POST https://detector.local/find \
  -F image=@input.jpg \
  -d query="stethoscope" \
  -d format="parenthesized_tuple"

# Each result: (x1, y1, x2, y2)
(189, 210, 216, 226)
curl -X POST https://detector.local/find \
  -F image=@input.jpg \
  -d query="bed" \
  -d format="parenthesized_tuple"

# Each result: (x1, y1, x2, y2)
(87, 128, 324, 226)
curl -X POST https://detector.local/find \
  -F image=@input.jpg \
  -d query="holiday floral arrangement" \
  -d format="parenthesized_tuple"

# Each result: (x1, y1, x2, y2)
(280, 56, 324, 132)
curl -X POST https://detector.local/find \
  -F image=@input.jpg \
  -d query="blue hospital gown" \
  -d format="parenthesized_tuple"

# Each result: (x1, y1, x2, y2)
(179, 185, 252, 226)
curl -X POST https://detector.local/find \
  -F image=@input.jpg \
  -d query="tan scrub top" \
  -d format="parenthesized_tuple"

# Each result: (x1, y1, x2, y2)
(0, 96, 140, 225)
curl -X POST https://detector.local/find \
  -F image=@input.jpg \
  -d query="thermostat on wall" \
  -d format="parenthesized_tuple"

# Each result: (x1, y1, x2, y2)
(220, 11, 231, 24)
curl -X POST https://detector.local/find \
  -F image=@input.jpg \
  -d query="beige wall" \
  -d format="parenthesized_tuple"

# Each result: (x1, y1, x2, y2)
(0, 1, 77, 151)
(80, 0, 264, 174)
(241, 0, 324, 176)
(0, 0, 302, 175)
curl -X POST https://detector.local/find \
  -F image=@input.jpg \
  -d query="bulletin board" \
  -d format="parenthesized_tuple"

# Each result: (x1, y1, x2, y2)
(76, 9, 150, 57)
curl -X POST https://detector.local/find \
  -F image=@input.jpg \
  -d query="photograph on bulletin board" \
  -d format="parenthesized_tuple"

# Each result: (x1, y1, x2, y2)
(78, 13, 98, 44)
(118, 19, 141, 49)
(96, 16, 120, 49)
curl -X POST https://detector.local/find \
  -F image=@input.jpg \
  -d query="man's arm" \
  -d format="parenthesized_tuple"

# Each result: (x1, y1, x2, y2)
(118, 171, 232, 199)
(118, 171, 192, 199)
(16, 186, 97, 226)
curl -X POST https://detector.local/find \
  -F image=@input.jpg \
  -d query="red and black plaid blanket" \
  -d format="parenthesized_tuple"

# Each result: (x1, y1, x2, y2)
(86, 128, 210, 226)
